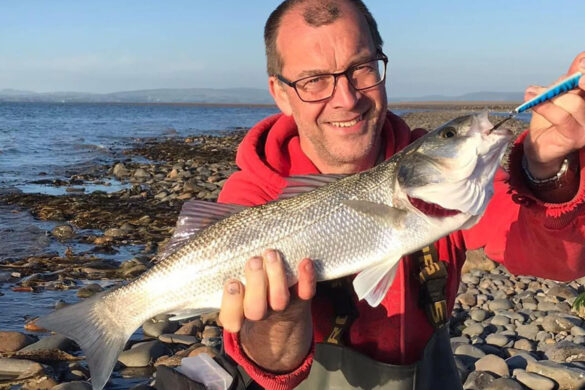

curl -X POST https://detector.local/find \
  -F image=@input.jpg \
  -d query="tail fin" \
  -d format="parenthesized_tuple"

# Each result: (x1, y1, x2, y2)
(37, 292, 135, 390)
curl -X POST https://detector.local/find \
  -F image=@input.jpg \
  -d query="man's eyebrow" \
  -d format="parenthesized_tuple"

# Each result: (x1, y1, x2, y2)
(294, 53, 376, 79)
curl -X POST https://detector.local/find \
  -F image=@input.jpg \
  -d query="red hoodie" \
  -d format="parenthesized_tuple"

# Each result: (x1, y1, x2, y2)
(218, 111, 585, 390)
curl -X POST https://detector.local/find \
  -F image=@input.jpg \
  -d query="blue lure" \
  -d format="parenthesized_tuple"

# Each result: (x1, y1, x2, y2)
(492, 71, 582, 130)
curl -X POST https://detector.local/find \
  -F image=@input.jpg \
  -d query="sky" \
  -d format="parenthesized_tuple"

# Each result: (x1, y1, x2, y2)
(0, 0, 583, 98)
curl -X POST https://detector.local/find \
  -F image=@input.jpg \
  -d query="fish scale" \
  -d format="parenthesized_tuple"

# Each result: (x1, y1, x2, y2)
(37, 112, 513, 390)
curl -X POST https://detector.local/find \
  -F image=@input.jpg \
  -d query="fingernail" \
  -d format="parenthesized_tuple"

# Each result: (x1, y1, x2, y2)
(227, 281, 240, 295)
(265, 250, 278, 263)
(580, 58, 585, 69)
(249, 256, 263, 270)
(526, 86, 538, 94)
(304, 261, 313, 273)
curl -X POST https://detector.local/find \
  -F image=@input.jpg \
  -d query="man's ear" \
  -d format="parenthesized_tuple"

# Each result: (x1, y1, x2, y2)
(269, 76, 293, 116)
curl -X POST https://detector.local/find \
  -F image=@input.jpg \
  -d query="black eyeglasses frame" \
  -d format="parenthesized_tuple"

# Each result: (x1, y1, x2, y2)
(275, 52, 388, 103)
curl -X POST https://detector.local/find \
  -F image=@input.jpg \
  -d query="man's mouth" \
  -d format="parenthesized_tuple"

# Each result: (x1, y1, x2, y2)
(329, 113, 364, 128)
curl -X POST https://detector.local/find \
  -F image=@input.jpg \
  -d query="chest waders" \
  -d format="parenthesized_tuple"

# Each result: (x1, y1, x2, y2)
(294, 244, 463, 390)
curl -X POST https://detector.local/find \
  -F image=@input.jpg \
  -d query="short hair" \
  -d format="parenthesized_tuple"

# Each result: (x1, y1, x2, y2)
(264, 0, 383, 76)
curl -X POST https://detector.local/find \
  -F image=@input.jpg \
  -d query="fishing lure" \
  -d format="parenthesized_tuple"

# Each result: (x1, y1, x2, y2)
(492, 71, 582, 130)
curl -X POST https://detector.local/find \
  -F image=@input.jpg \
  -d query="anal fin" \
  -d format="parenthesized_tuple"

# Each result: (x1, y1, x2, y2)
(353, 256, 401, 307)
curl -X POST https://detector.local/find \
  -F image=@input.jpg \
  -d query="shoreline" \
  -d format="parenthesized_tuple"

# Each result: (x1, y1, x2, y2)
(0, 108, 582, 390)
(0, 100, 521, 111)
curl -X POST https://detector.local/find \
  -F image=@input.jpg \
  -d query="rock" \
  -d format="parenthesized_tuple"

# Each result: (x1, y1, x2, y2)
(455, 344, 486, 359)
(134, 168, 151, 179)
(158, 334, 197, 346)
(50, 381, 93, 390)
(542, 314, 582, 333)
(0, 331, 36, 352)
(76, 283, 103, 298)
(113, 163, 131, 178)
(200, 311, 219, 325)
(548, 284, 578, 301)
(513, 338, 535, 352)
(202, 325, 221, 339)
(463, 371, 497, 390)
(175, 319, 203, 336)
(488, 299, 513, 311)
(484, 378, 524, 390)
(104, 228, 126, 238)
(475, 354, 509, 377)
(0, 358, 45, 379)
(187, 345, 218, 358)
(19, 334, 75, 352)
(485, 334, 511, 347)
(490, 315, 510, 326)
(118, 340, 170, 367)
(142, 316, 179, 338)
(52, 225, 75, 240)
(462, 323, 485, 337)
(458, 292, 477, 307)
(470, 308, 488, 322)
(514, 371, 556, 390)
(462, 249, 497, 274)
(543, 340, 585, 362)
(526, 360, 585, 390)
(517, 324, 540, 339)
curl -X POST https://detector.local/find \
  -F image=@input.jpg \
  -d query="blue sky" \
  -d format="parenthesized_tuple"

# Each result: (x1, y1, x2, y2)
(0, 1, 583, 98)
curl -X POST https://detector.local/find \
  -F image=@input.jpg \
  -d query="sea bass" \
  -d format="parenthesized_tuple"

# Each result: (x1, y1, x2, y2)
(38, 112, 513, 390)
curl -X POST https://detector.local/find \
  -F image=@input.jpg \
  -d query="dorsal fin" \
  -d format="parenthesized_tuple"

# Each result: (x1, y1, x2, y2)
(280, 174, 346, 200)
(154, 200, 246, 262)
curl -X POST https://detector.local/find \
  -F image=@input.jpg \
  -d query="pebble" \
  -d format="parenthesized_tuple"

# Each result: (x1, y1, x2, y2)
(475, 354, 509, 377)
(0, 358, 45, 379)
(0, 331, 36, 352)
(514, 371, 556, 390)
(463, 371, 497, 390)
(462, 323, 484, 337)
(158, 333, 197, 345)
(526, 360, 585, 389)
(142, 316, 179, 338)
(118, 340, 170, 367)
(52, 225, 76, 240)
(469, 308, 488, 322)
(76, 283, 103, 298)
(455, 344, 486, 359)
(543, 341, 585, 362)
(488, 298, 513, 311)
(19, 334, 75, 352)
(485, 334, 510, 347)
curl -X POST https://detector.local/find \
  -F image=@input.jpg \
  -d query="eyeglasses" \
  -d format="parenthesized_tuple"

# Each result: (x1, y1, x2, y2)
(276, 53, 388, 103)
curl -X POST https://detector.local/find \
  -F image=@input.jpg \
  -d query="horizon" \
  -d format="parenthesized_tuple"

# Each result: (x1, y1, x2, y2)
(1, 1, 583, 97)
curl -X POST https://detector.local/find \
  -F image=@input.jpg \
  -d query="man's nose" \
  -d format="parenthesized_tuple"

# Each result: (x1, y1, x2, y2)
(329, 74, 360, 108)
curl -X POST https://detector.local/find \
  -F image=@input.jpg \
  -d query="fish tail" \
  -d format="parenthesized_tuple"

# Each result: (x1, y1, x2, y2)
(37, 291, 137, 390)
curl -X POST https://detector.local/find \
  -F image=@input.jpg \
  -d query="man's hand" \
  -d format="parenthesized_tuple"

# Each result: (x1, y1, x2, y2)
(219, 249, 316, 372)
(523, 51, 585, 180)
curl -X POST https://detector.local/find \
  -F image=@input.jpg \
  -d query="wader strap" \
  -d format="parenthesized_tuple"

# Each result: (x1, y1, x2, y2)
(318, 277, 358, 345)
(415, 245, 449, 329)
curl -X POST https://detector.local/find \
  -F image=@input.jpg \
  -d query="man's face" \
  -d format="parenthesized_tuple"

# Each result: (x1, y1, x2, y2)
(270, 4, 387, 174)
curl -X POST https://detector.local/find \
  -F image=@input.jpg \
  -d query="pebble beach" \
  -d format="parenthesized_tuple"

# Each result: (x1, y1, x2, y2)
(2, 106, 585, 390)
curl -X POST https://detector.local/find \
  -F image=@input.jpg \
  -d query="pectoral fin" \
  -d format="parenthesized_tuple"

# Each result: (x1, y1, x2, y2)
(353, 256, 401, 307)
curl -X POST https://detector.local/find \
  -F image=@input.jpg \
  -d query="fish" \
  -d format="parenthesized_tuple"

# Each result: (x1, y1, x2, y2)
(37, 111, 513, 390)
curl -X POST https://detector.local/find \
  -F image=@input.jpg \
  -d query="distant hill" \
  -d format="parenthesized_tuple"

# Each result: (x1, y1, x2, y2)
(0, 87, 275, 104)
(0, 87, 524, 104)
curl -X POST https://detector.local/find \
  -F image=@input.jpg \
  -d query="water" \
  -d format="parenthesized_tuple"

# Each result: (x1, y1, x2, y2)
(0, 102, 529, 388)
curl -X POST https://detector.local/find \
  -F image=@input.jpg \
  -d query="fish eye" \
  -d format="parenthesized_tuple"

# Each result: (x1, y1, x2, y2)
(440, 127, 457, 138)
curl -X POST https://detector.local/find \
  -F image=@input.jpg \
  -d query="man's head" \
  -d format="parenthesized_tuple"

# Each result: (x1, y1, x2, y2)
(265, 0, 388, 174)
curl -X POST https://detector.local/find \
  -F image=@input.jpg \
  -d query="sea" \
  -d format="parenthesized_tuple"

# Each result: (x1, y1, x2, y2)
(0, 102, 529, 388)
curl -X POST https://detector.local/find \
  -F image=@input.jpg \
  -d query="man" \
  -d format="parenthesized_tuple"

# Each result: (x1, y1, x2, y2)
(216, 0, 585, 388)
